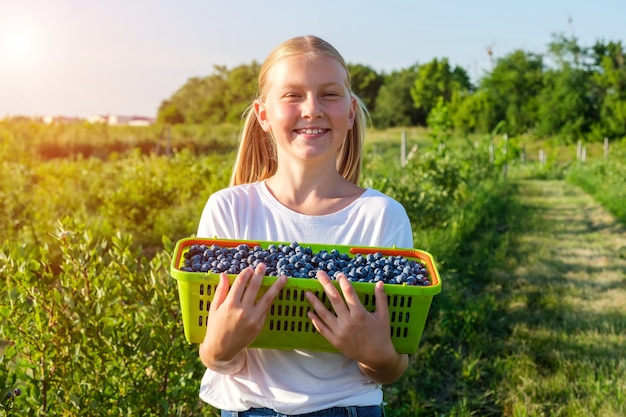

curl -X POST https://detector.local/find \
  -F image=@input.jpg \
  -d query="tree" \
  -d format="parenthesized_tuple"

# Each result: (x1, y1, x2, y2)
(158, 75, 222, 125)
(348, 63, 384, 114)
(479, 50, 544, 135)
(534, 34, 597, 141)
(451, 89, 496, 134)
(157, 99, 185, 125)
(590, 40, 626, 139)
(157, 63, 259, 125)
(372, 66, 420, 128)
(222, 62, 260, 123)
(536, 66, 591, 141)
(410, 58, 472, 126)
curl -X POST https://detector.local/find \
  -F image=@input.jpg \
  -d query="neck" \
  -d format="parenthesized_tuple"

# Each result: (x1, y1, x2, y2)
(269, 162, 342, 198)
(264, 162, 363, 216)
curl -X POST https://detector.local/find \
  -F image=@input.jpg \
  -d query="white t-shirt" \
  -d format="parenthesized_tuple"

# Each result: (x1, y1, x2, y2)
(196, 181, 413, 414)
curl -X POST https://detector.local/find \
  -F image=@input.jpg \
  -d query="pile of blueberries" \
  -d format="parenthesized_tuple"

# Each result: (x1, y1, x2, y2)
(179, 242, 432, 286)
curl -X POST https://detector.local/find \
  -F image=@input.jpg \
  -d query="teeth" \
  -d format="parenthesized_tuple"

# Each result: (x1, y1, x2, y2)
(300, 128, 324, 135)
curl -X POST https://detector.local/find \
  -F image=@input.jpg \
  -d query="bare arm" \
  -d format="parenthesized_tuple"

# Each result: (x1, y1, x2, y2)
(199, 264, 287, 375)
(357, 348, 409, 385)
(305, 272, 409, 384)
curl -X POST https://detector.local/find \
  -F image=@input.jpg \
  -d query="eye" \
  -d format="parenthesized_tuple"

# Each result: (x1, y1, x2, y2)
(282, 92, 304, 101)
(322, 91, 341, 99)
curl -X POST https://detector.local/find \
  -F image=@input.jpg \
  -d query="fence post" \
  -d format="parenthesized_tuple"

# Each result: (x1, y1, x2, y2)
(539, 149, 545, 165)
(604, 137, 609, 159)
(576, 140, 582, 161)
(406, 144, 419, 162)
(581, 146, 587, 162)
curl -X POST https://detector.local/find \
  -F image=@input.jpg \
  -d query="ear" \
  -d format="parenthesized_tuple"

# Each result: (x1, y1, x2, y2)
(348, 96, 358, 129)
(253, 99, 271, 132)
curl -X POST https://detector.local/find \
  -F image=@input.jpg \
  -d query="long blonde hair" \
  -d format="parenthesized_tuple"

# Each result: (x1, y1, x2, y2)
(229, 35, 368, 186)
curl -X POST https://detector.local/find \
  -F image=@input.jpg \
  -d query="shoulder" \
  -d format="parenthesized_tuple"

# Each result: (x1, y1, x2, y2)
(208, 182, 262, 202)
(197, 182, 265, 238)
(348, 188, 413, 248)
(350, 188, 410, 224)
(202, 182, 266, 218)
(361, 188, 407, 213)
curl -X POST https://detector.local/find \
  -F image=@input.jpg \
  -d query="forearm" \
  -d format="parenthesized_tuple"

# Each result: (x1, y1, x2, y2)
(358, 352, 409, 385)
(199, 342, 246, 375)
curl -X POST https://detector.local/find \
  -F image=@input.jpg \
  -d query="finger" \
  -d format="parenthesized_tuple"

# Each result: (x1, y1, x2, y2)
(304, 288, 330, 314)
(336, 273, 362, 310)
(255, 274, 288, 313)
(374, 280, 390, 320)
(305, 273, 340, 329)
(228, 267, 254, 304)
(209, 273, 231, 312)
(240, 263, 267, 306)
(307, 309, 333, 340)
(315, 270, 349, 317)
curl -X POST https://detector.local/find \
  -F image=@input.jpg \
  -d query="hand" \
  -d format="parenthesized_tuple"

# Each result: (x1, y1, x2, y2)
(305, 271, 407, 384)
(199, 263, 287, 373)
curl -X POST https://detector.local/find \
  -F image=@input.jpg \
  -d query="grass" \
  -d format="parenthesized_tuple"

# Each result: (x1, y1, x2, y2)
(489, 179, 626, 416)
(387, 175, 626, 416)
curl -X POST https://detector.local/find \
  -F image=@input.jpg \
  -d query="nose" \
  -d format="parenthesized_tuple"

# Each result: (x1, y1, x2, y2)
(301, 95, 324, 119)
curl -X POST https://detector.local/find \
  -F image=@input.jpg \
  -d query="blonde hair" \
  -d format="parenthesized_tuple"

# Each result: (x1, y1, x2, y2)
(230, 35, 368, 186)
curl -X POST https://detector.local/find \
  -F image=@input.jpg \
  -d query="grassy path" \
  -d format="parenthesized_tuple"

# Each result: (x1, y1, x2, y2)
(495, 179, 626, 416)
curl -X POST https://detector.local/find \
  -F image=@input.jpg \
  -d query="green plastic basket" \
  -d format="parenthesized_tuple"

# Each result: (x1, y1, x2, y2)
(170, 237, 442, 354)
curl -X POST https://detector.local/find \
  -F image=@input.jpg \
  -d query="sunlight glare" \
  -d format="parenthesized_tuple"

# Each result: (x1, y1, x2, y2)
(1, 24, 39, 70)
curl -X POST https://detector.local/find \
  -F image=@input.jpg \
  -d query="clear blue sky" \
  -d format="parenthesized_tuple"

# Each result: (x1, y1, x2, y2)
(1, 0, 624, 119)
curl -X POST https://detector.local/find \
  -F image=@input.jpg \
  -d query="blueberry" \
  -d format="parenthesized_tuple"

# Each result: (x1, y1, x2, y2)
(180, 242, 430, 285)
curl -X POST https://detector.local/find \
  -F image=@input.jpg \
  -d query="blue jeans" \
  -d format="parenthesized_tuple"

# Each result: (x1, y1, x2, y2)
(221, 404, 384, 417)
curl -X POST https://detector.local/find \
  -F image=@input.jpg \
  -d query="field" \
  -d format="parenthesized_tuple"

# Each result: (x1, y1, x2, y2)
(1, 120, 625, 416)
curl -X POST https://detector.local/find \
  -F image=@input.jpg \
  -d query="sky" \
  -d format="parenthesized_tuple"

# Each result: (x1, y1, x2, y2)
(1, 0, 624, 119)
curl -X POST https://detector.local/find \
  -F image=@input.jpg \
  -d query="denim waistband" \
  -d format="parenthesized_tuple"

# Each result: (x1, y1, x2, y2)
(221, 404, 384, 417)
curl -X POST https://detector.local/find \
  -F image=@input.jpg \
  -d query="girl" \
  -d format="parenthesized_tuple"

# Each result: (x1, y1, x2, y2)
(196, 35, 413, 417)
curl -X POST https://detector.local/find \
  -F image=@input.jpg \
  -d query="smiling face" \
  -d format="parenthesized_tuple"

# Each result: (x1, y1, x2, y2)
(254, 55, 357, 167)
